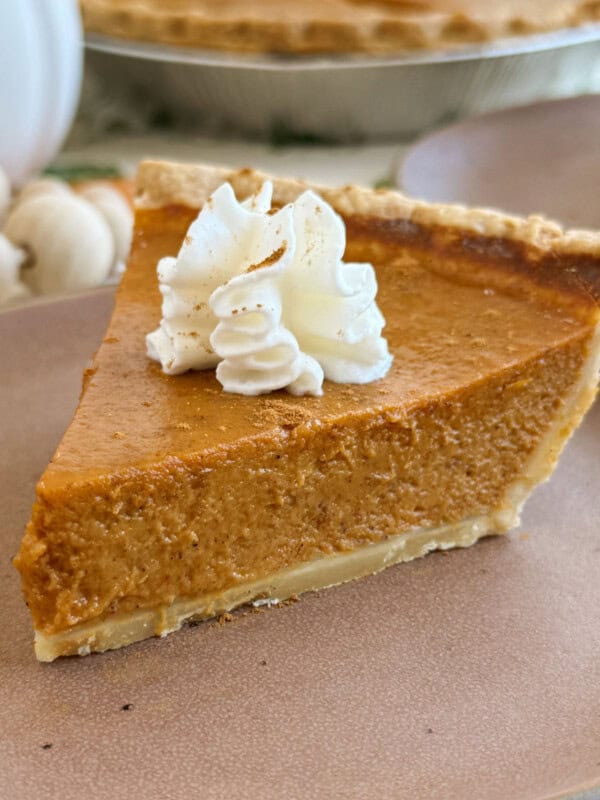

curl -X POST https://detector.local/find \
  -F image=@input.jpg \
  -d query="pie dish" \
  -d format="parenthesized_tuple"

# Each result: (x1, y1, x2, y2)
(80, 0, 600, 54)
(14, 160, 600, 661)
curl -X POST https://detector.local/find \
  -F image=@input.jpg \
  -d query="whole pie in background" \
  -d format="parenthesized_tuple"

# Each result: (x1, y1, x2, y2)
(80, 0, 600, 54)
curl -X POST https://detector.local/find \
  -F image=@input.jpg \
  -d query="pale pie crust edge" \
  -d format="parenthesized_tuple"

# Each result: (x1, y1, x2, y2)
(135, 160, 600, 258)
(34, 323, 600, 662)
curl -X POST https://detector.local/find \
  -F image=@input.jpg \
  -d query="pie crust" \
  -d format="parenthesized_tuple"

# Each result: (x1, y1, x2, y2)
(136, 159, 600, 258)
(80, 0, 600, 54)
(16, 160, 600, 660)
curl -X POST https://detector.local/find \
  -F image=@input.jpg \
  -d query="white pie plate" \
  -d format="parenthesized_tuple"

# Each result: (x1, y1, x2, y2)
(85, 26, 600, 140)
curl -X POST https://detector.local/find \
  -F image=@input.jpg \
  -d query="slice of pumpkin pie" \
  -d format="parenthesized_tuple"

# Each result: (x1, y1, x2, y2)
(14, 160, 600, 661)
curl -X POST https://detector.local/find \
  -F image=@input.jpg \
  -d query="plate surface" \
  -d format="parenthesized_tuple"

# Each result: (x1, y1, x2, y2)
(1, 292, 599, 800)
(401, 94, 600, 229)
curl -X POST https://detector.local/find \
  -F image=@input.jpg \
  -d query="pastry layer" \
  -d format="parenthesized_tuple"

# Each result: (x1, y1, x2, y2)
(32, 515, 503, 661)
(80, 0, 600, 54)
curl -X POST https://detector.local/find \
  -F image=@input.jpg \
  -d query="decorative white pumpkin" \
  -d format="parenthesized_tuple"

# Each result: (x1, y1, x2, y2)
(80, 183, 133, 269)
(4, 194, 114, 294)
(0, 1, 82, 183)
(0, 232, 30, 304)
(16, 177, 73, 207)
(0, 165, 10, 224)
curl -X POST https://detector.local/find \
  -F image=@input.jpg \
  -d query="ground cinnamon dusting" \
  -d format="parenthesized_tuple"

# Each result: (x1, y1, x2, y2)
(254, 399, 313, 429)
(246, 243, 287, 273)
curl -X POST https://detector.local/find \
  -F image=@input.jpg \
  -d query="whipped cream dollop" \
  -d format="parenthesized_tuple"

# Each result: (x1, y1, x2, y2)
(147, 181, 392, 396)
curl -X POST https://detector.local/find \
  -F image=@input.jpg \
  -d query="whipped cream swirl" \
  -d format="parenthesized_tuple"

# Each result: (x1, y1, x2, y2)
(147, 181, 392, 396)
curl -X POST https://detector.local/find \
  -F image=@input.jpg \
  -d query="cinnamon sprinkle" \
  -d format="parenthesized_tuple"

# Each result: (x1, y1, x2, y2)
(246, 243, 287, 273)
(253, 399, 313, 428)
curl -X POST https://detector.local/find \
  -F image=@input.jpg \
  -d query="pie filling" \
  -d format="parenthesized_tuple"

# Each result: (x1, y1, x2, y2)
(14, 162, 600, 660)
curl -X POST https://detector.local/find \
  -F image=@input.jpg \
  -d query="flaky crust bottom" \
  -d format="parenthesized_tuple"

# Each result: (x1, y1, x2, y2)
(34, 515, 504, 661)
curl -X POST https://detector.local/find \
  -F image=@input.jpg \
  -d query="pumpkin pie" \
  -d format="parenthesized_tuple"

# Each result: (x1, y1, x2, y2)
(80, 0, 600, 54)
(14, 160, 600, 661)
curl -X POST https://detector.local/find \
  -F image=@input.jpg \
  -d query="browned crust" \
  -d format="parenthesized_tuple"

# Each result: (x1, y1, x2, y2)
(135, 160, 600, 312)
(347, 215, 600, 309)
(80, 0, 600, 54)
